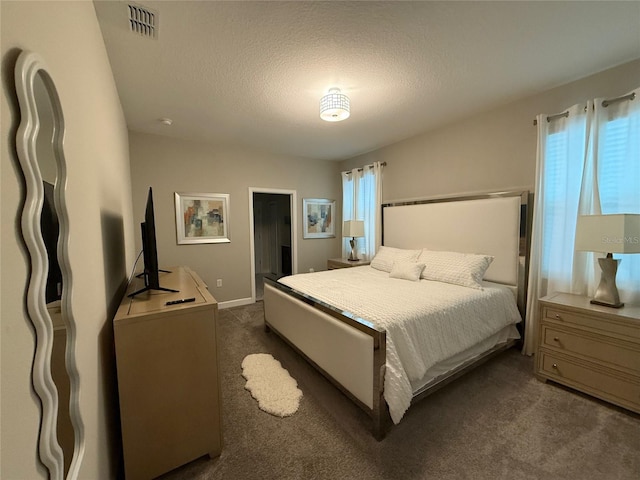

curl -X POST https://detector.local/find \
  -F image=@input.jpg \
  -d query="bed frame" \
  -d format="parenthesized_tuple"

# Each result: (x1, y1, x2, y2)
(263, 191, 529, 439)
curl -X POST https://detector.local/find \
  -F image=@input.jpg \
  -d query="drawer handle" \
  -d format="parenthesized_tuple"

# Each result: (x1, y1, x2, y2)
(553, 337, 559, 342)
(554, 314, 562, 320)
(552, 363, 558, 369)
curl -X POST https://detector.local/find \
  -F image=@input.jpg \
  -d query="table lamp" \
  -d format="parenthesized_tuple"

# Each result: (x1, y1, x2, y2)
(575, 214, 640, 308)
(343, 220, 365, 261)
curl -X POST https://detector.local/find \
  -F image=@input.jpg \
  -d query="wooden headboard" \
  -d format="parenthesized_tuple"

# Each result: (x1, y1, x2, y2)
(382, 191, 528, 291)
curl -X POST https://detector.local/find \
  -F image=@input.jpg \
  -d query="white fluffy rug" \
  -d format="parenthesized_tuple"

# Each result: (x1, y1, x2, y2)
(241, 353, 303, 417)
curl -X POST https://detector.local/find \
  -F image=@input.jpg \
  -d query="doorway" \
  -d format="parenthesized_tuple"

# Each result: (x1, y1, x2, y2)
(249, 188, 297, 301)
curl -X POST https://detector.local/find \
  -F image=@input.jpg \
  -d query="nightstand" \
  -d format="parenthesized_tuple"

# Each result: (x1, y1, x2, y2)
(536, 292, 640, 414)
(327, 258, 371, 270)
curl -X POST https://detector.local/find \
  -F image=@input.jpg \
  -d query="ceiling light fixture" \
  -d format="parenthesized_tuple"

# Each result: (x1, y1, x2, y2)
(320, 88, 350, 122)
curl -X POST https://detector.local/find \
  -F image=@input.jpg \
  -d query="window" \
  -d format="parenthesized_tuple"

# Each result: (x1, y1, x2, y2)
(525, 91, 639, 354)
(341, 163, 383, 260)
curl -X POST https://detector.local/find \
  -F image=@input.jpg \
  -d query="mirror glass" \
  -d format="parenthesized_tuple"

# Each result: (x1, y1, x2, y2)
(34, 71, 75, 478)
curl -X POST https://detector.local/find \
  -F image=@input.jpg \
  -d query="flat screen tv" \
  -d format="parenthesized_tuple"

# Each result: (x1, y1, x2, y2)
(129, 187, 178, 298)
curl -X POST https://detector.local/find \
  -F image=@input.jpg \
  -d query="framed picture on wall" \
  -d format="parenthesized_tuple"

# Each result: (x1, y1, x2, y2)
(303, 198, 335, 239)
(175, 192, 230, 244)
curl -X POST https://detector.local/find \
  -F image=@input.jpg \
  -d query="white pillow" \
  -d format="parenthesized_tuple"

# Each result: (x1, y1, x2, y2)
(370, 246, 421, 273)
(389, 261, 425, 281)
(417, 249, 494, 289)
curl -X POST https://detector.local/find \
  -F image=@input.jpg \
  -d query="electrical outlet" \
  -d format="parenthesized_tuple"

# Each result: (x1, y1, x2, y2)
(216, 279, 222, 287)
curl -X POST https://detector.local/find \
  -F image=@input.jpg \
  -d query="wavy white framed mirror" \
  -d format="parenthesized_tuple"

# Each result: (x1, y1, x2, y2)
(15, 50, 84, 479)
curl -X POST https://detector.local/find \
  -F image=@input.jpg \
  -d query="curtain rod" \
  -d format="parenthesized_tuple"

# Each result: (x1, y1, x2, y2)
(533, 92, 636, 125)
(602, 92, 635, 108)
(342, 161, 386, 175)
(533, 111, 568, 126)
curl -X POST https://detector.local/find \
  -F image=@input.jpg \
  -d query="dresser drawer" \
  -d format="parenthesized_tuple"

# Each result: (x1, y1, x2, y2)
(543, 306, 640, 341)
(541, 325, 640, 375)
(539, 351, 640, 413)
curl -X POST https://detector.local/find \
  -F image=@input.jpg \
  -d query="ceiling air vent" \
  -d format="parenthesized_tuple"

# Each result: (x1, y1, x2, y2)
(128, 3, 157, 39)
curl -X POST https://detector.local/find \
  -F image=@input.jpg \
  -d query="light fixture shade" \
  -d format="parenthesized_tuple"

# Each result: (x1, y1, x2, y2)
(343, 220, 365, 238)
(320, 88, 350, 122)
(575, 214, 640, 254)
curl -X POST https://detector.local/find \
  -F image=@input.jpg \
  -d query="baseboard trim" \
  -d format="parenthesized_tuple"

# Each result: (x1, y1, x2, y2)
(218, 297, 254, 310)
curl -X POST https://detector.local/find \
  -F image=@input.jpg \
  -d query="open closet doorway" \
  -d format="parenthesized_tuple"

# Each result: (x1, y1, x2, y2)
(249, 188, 297, 301)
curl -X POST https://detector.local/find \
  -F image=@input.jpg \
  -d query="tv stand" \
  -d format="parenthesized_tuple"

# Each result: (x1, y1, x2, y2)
(135, 268, 172, 278)
(127, 284, 179, 298)
(114, 266, 222, 479)
(129, 269, 179, 298)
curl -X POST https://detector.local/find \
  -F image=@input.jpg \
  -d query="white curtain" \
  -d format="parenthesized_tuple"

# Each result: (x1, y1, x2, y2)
(341, 162, 383, 260)
(524, 88, 640, 354)
(592, 92, 640, 303)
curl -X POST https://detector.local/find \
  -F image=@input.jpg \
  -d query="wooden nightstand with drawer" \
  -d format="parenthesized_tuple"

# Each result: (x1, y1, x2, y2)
(327, 258, 371, 270)
(536, 292, 640, 414)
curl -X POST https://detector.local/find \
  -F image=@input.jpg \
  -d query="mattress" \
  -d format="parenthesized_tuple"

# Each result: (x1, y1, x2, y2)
(279, 266, 522, 423)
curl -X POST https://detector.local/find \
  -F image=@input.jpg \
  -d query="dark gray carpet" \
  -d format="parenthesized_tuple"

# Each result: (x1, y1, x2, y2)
(159, 302, 640, 480)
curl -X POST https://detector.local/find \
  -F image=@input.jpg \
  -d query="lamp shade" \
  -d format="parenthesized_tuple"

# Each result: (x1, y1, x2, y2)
(575, 214, 640, 254)
(343, 220, 365, 238)
(320, 88, 350, 122)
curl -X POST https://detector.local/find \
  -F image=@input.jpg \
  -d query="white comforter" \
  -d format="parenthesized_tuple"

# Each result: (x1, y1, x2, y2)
(279, 266, 522, 424)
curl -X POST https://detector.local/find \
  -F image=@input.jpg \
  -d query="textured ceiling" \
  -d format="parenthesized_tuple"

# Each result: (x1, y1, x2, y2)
(94, 1, 640, 161)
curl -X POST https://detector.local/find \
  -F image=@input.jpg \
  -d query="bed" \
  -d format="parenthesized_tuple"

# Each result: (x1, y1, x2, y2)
(263, 191, 529, 439)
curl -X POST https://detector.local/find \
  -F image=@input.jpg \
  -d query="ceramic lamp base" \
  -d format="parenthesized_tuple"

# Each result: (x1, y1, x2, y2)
(348, 237, 359, 261)
(591, 254, 624, 308)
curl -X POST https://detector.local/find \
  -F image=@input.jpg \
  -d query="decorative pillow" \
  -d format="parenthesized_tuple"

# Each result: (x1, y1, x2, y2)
(370, 246, 421, 273)
(389, 261, 425, 281)
(417, 249, 494, 289)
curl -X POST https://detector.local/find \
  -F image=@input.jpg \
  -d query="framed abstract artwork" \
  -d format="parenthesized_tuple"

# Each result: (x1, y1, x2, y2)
(175, 192, 230, 244)
(303, 198, 335, 239)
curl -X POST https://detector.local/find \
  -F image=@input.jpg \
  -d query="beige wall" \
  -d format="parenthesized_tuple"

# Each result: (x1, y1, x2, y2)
(341, 59, 640, 203)
(129, 132, 342, 304)
(1, 2, 133, 479)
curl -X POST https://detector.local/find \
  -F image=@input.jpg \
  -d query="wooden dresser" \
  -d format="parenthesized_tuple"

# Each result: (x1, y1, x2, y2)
(536, 292, 640, 414)
(114, 266, 222, 480)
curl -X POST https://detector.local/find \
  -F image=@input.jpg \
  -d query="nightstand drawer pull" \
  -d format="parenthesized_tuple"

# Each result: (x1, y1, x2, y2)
(552, 363, 558, 369)
(553, 337, 559, 342)
(554, 314, 562, 320)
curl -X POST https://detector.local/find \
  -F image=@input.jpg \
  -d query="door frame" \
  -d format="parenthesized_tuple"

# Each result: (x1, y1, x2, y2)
(248, 187, 297, 302)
